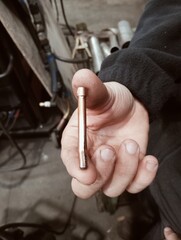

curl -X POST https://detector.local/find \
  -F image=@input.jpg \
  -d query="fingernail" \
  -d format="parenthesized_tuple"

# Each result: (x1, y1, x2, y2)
(146, 159, 158, 171)
(125, 142, 138, 155)
(100, 148, 115, 161)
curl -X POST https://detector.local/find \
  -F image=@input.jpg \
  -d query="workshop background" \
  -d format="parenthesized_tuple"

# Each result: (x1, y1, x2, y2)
(0, 0, 147, 239)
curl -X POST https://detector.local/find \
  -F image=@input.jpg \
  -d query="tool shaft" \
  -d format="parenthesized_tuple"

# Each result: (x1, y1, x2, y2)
(77, 87, 87, 169)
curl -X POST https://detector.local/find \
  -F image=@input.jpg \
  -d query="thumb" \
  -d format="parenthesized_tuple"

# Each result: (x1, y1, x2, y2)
(72, 69, 109, 110)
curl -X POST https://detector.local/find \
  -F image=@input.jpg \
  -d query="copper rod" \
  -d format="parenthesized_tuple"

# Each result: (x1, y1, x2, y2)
(77, 87, 88, 169)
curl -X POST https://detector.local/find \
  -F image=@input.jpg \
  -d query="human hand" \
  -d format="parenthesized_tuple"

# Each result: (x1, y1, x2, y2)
(61, 69, 158, 198)
(164, 227, 181, 240)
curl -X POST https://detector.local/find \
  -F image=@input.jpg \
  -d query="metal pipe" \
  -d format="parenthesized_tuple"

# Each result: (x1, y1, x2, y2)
(77, 87, 88, 169)
(100, 42, 111, 58)
(109, 33, 119, 53)
(88, 36, 104, 74)
(118, 20, 134, 48)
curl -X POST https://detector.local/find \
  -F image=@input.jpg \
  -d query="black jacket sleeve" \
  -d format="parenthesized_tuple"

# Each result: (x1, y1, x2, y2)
(98, 0, 181, 118)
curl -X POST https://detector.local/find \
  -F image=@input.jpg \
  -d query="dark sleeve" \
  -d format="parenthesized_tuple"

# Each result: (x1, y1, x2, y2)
(98, 0, 181, 118)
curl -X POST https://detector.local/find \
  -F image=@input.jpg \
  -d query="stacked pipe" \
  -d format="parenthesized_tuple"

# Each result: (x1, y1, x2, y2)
(88, 20, 134, 74)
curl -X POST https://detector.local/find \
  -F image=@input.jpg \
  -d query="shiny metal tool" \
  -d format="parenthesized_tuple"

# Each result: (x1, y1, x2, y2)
(77, 87, 88, 169)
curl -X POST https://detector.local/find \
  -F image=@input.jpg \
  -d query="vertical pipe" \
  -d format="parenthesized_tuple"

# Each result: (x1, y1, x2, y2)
(109, 33, 119, 52)
(118, 20, 133, 48)
(88, 36, 104, 74)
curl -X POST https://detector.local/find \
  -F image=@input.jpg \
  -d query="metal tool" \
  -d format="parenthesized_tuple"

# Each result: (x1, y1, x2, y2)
(77, 87, 88, 169)
(72, 34, 92, 59)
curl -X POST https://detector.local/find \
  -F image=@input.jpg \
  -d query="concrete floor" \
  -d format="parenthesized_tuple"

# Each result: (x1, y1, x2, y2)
(0, 137, 135, 240)
(0, 1, 147, 239)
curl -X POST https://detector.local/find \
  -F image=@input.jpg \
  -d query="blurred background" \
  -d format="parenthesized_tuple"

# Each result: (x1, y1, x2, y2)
(0, 0, 147, 239)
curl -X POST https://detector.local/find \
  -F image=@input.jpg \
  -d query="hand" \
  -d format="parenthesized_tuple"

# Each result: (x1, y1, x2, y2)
(61, 69, 158, 198)
(164, 227, 181, 240)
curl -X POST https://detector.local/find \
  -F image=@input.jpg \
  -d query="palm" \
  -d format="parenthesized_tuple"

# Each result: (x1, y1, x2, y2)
(87, 110, 148, 159)
(64, 82, 149, 160)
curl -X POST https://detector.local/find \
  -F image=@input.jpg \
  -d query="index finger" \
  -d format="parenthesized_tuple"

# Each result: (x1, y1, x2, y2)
(61, 113, 97, 185)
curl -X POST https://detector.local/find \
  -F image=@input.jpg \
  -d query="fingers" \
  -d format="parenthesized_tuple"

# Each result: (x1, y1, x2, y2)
(102, 139, 158, 197)
(164, 228, 181, 240)
(127, 155, 158, 193)
(62, 133, 158, 198)
(71, 145, 116, 199)
(72, 69, 110, 110)
(103, 140, 140, 197)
